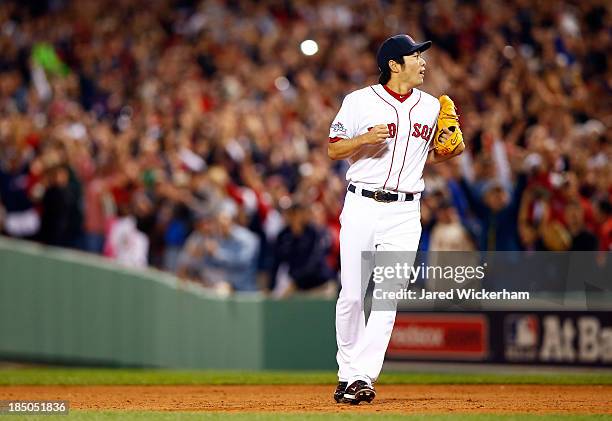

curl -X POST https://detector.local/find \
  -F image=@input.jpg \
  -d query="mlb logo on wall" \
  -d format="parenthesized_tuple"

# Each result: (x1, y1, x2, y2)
(505, 314, 540, 361)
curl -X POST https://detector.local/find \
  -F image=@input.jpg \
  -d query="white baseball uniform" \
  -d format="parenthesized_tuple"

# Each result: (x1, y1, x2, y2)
(330, 84, 440, 385)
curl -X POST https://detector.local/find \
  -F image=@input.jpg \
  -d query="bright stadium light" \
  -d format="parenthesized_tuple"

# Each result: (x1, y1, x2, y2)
(300, 39, 319, 56)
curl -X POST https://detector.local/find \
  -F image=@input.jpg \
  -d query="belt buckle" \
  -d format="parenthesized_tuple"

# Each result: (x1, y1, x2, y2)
(373, 190, 391, 203)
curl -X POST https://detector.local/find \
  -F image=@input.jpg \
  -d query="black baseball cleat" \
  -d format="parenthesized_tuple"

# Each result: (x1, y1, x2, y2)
(343, 380, 376, 405)
(333, 381, 348, 403)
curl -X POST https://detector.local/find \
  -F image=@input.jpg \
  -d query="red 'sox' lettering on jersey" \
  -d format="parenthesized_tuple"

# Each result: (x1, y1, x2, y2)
(412, 123, 433, 140)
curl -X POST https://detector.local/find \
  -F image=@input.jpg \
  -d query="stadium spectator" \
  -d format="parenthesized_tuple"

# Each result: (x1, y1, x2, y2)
(0, 145, 40, 239)
(458, 174, 528, 251)
(104, 204, 150, 268)
(429, 199, 475, 251)
(565, 201, 599, 251)
(597, 201, 612, 251)
(39, 165, 76, 246)
(270, 203, 335, 297)
(177, 211, 217, 285)
(205, 206, 260, 292)
(177, 206, 259, 292)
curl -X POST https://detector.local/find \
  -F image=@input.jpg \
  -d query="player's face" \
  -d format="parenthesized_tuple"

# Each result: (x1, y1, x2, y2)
(400, 51, 427, 86)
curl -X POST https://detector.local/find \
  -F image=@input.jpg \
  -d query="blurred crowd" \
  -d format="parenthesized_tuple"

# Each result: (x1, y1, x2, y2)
(0, 0, 610, 294)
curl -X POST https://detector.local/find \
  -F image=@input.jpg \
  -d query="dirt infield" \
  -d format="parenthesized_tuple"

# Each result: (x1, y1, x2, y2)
(1, 385, 611, 414)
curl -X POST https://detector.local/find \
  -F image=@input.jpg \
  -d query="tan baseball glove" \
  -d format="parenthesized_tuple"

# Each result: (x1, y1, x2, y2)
(435, 95, 463, 155)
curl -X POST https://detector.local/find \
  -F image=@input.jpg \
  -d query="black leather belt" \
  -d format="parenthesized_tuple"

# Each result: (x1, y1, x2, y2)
(348, 184, 414, 202)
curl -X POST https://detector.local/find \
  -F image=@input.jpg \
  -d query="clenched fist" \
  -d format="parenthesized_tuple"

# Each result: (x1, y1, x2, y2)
(361, 124, 390, 145)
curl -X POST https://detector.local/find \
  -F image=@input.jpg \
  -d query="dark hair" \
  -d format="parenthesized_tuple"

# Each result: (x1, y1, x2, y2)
(378, 56, 405, 85)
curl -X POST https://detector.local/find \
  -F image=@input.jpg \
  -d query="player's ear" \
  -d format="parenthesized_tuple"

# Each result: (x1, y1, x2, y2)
(388, 60, 398, 73)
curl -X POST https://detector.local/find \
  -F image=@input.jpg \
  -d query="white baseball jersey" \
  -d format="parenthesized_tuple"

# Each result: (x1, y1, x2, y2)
(329, 85, 440, 193)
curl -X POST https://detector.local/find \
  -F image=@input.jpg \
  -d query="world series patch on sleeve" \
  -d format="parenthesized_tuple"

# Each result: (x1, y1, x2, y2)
(434, 95, 463, 155)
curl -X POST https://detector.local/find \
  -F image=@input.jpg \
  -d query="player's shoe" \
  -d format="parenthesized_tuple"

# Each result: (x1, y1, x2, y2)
(333, 381, 348, 403)
(343, 380, 376, 405)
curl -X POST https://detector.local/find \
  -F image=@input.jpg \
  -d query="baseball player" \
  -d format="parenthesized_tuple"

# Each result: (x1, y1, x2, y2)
(328, 34, 465, 404)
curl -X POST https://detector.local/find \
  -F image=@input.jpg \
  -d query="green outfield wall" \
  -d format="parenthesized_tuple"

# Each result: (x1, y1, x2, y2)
(0, 237, 337, 370)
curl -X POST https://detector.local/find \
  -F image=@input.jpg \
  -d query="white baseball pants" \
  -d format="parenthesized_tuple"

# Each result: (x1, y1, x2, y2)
(336, 187, 421, 385)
